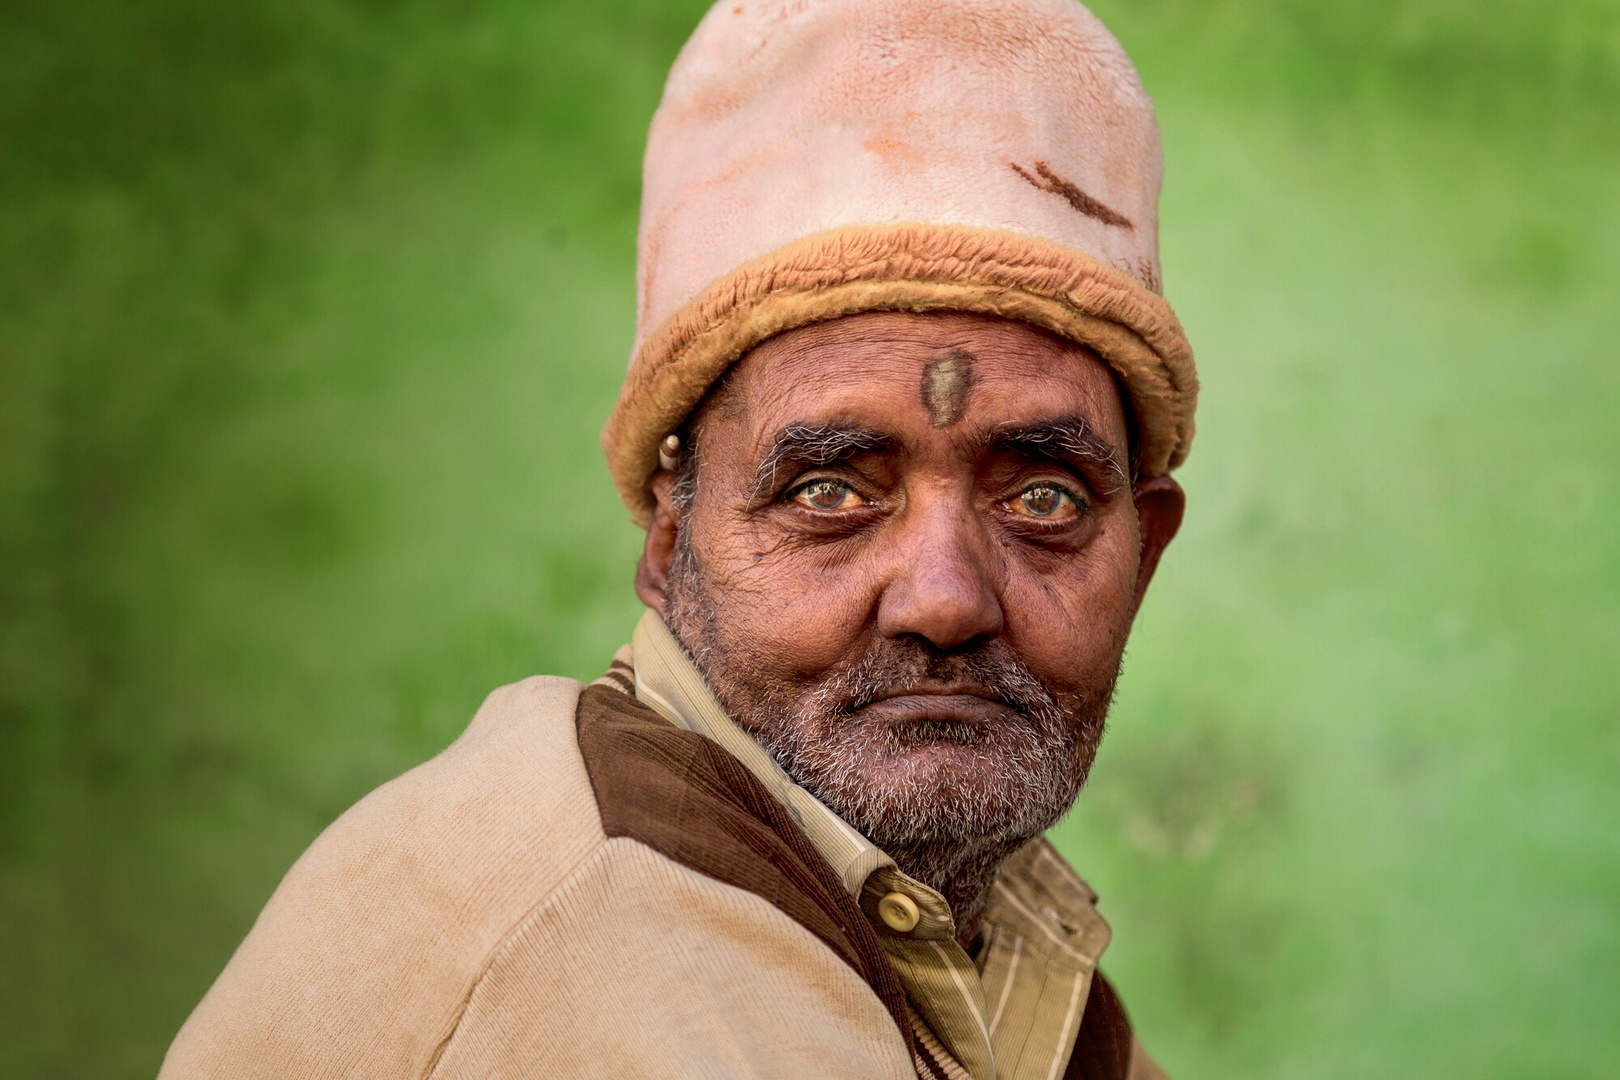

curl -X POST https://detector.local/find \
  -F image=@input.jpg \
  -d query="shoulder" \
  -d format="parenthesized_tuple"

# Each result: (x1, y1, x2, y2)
(164, 674, 916, 1080)
(426, 681, 916, 1079)
(162, 675, 603, 1080)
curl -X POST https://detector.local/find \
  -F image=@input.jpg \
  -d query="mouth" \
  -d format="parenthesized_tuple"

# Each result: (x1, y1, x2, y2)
(854, 687, 1019, 726)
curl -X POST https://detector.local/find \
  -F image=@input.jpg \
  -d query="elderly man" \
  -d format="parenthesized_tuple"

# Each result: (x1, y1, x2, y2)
(161, 1, 1196, 1078)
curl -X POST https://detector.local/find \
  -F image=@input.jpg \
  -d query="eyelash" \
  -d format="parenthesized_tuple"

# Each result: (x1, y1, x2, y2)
(784, 478, 1089, 520)
(787, 477, 866, 511)
(1008, 481, 1088, 519)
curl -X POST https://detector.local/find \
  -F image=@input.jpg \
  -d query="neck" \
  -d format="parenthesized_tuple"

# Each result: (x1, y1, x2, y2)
(881, 836, 1031, 951)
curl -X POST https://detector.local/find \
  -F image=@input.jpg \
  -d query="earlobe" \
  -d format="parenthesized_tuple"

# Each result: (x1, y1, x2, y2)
(634, 471, 680, 614)
(1128, 475, 1185, 622)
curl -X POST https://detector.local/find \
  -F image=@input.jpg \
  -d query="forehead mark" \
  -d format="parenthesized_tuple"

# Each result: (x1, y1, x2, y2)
(920, 350, 977, 428)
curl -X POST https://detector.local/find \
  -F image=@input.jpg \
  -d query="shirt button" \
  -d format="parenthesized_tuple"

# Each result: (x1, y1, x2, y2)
(877, 891, 921, 932)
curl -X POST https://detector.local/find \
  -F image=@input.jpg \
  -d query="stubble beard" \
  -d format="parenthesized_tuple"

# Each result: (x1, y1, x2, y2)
(664, 531, 1120, 930)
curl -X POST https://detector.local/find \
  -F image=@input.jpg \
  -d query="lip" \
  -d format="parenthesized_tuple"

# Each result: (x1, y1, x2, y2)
(855, 692, 1016, 724)
(869, 684, 1003, 704)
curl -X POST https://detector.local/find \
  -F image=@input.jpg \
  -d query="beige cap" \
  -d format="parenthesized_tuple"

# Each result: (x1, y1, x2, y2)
(602, 0, 1197, 524)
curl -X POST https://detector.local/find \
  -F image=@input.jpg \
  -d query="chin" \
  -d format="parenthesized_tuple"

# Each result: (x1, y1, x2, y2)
(802, 741, 1087, 847)
(868, 741, 1011, 783)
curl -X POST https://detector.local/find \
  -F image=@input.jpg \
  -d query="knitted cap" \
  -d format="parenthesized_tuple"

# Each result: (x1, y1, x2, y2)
(602, 0, 1197, 524)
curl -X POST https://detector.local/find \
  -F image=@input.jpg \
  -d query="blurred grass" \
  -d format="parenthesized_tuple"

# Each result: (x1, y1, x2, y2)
(0, 0, 1616, 1076)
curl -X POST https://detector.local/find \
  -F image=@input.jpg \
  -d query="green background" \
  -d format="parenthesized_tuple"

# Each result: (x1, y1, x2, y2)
(2, 0, 1616, 1075)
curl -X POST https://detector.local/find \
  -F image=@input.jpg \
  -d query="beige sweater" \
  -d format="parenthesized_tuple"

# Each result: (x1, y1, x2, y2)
(161, 663, 1156, 1079)
(163, 673, 918, 1078)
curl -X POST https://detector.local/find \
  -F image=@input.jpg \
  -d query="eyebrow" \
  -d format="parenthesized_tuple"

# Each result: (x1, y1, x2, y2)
(752, 422, 893, 498)
(984, 415, 1129, 492)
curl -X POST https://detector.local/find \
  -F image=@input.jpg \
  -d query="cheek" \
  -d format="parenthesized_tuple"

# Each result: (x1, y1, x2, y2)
(1000, 518, 1140, 677)
(693, 520, 883, 678)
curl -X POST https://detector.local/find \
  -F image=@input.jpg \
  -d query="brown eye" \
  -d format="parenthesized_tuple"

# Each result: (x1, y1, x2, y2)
(1008, 484, 1080, 520)
(793, 480, 862, 511)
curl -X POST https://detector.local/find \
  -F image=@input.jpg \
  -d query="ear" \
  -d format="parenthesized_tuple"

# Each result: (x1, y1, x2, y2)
(1128, 474, 1185, 623)
(634, 470, 680, 615)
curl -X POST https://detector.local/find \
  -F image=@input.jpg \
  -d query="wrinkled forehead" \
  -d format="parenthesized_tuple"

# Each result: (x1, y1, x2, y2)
(706, 312, 1132, 456)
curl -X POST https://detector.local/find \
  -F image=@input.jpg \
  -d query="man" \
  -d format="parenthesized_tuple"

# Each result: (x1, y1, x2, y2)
(161, 0, 1196, 1077)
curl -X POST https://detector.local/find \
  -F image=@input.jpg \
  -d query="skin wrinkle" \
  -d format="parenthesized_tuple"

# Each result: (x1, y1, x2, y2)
(637, 311, 1184, 948)
(751, 423, 894, 504)
(985, 416, 1128, 494)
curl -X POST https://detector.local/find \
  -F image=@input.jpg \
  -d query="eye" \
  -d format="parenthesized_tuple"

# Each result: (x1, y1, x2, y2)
(1004, 484, 1082, 521)
(791, 479, 865, 511)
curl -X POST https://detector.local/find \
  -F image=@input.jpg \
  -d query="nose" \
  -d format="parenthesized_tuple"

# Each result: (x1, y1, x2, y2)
(875, 496, 1004, 650)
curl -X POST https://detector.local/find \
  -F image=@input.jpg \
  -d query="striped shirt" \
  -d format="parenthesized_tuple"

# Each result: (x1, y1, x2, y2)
(626, 611, 1116, 1080)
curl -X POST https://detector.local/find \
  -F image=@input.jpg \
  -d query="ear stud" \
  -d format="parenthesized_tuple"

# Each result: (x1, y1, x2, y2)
(658, 434, 682, 471)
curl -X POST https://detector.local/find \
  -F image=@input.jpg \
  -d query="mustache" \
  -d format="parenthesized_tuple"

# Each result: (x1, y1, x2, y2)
(810, 636, 1061, 722)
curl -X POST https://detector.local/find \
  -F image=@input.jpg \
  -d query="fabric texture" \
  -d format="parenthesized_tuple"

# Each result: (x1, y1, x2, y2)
(864, 844, 1114, 1080)
(1066, 974, 1133, 1080)
(428, 838, 913, 1079)
(573, 679, 912, 1037)
(602, 0, 1198, 523)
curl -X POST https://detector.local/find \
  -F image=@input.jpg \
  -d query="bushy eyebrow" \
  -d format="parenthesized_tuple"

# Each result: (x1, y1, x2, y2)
(752, 422, 893, 498)
(984, 415, 1128, 492)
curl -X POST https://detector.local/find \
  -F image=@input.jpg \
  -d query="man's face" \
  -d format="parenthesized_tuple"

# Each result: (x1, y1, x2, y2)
(639, 311, 1182, 860)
